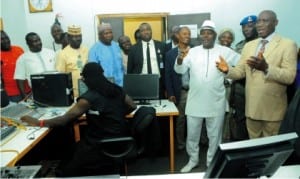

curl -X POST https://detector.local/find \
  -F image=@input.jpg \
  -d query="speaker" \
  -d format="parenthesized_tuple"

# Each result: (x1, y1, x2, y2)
(31, 72, 74, 106)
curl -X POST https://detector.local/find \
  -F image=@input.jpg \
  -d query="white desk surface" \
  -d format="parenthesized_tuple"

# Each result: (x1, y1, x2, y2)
(268, 164, 300, 178)
(131, 99, 179, 116)
(0, 101, 178, 170)
(0, 105, 69, 167)
(0, 126, 49, 167)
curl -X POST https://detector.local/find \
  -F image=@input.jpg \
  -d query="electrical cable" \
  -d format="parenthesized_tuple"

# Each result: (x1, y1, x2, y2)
(0, 149, 20, 166)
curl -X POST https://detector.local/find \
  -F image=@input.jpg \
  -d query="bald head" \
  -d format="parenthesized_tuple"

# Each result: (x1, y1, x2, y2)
(256, 10, 278, 38)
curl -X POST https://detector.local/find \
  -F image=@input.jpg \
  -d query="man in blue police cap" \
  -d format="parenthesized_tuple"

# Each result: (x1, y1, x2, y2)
(235, 15, 258, 53)
(228, 15, 258, 141)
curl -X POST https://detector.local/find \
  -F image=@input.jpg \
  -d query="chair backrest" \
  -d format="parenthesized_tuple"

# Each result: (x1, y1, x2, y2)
(131, 106, 156, 134)
(131, 106, 162, 157)
(98, 106, 157, 160)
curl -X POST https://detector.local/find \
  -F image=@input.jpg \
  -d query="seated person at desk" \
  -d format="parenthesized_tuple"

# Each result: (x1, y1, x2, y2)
(21, 62, 137, 177)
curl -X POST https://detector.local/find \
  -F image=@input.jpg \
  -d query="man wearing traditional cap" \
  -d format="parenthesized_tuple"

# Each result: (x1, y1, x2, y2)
(56, 25, 88, 98)
(217, 10, 297, 139)
(88, 22, 124, 87)
(174, 20, 240, 172)
(14, 32, 56, 96)
(218, 28, 235, 49)
(235, 15, 258, 53)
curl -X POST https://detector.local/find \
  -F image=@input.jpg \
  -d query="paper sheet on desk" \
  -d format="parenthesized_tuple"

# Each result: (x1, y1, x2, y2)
(130, 104, 167, 114)
(41, 107, 69, 120)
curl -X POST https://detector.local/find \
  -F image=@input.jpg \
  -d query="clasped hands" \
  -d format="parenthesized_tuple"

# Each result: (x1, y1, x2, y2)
(216, 52, 268, 73)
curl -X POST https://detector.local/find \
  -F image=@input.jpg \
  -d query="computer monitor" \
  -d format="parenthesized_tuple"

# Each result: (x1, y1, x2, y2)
(204, 132, 298, 178)
(31, 72, 74, 107)
(123, 74, 159, 104)
(78, 77, 115, 96)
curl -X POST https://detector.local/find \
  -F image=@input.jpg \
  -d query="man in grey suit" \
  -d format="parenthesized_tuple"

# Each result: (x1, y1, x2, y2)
(216, 10, 298, 139)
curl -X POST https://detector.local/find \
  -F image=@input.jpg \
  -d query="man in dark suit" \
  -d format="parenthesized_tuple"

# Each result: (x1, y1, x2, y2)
(165, 26, 191, 150)
(165, 25, 180, 53)
(127, 22, 166, 98)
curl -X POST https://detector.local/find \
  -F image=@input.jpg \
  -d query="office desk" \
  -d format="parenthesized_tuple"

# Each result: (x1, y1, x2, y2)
(73, 99, 179, 173)
(0, 127, 50, 167)
(0, 106, 67, 167)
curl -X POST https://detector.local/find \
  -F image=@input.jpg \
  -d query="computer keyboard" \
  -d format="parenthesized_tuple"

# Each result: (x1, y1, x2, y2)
(0, 126, 17, 141)
(1, 103, 46, 122)
(1, 165, 42, 178)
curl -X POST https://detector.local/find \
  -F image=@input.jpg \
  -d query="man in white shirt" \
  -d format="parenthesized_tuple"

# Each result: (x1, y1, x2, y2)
(14, 32, 56, 96)
(174, 20, 240, 172)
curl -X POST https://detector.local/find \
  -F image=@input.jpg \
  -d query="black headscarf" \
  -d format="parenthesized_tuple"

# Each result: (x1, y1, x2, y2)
(81, 62, 122, 98)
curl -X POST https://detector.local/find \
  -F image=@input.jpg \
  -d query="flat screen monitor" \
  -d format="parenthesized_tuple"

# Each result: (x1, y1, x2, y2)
(78, 77, 115, 96)
(31, 72, 74, 107)
(204, 132, 298, 178)
(123, 74, 159, 104)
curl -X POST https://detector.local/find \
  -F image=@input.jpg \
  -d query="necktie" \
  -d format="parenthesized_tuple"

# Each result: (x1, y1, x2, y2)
(259, 39, 268, 54)
(253, 39, 269, 72)
(146, 42, 152, 74)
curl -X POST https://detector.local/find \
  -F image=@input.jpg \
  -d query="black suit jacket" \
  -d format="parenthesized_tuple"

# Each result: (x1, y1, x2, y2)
(164, 47, 183, 105)
(127, 40, 165, 74)
(165, 42, 173, 54)
(127, 40, 166, 98)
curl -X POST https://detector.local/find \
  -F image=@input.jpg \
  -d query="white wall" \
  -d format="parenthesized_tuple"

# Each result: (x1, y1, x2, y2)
(1, 0, 299, 50)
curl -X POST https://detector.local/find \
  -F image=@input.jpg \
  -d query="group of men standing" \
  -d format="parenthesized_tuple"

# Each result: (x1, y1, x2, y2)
(1, 9, 298, 174)
(165, 9, 298, 173)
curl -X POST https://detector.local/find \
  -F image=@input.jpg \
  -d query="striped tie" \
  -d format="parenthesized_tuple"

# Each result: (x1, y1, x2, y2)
(259, 39, 268, 54)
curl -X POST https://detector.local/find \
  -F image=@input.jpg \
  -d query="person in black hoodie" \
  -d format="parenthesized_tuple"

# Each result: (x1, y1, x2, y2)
(21, 62, 137, 176)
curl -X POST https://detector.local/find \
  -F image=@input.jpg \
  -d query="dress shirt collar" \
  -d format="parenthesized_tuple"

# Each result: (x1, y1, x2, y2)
(142, 39, 154, 47)
(260, 32, 276, 42)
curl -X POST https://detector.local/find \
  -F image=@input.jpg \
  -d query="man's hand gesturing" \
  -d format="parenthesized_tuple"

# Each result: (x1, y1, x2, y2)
(216, 56, 229, 73)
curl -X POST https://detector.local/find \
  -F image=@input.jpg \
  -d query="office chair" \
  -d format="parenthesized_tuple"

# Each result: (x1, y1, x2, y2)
(96, 106, 157, 176)
(97, 136, 137, 175)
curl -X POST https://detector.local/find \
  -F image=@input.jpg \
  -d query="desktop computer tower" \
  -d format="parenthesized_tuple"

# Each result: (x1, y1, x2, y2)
(31, 72, 74, 106)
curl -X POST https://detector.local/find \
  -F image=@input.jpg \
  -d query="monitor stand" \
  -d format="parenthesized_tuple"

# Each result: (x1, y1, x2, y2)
(136, 99, 151, 105)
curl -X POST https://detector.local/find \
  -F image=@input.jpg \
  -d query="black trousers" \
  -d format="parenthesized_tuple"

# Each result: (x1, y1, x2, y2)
(56, 139, 111, 177)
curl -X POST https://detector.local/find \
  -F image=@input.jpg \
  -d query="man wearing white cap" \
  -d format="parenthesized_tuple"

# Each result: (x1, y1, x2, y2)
(174, 20, 240, 172)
